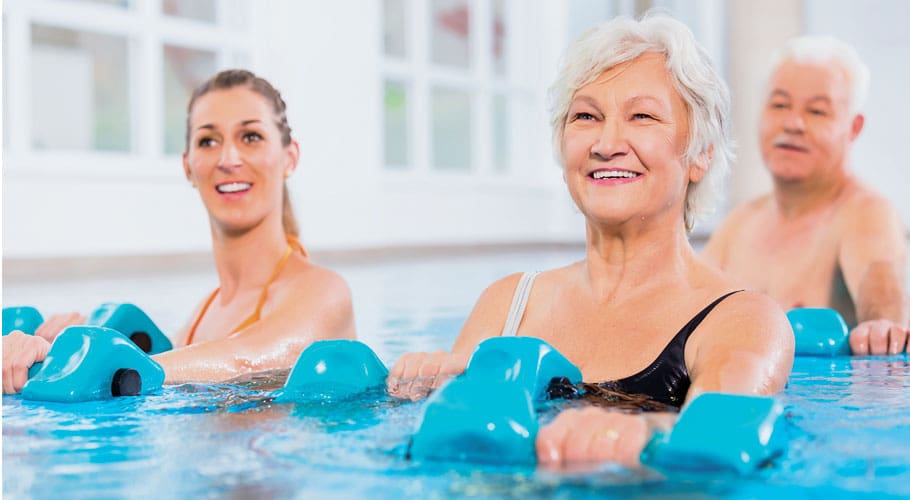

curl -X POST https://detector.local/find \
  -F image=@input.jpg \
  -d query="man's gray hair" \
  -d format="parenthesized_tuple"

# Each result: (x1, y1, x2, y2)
(769, 35, 870, 115)
(548, 13, 734, 231)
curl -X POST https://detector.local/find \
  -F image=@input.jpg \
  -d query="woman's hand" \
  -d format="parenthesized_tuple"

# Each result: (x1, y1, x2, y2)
(386, 350, 470, 401)
(2, 331, 51, 394)
(536, 407, 652, 468)
(34, 312, 85, 342)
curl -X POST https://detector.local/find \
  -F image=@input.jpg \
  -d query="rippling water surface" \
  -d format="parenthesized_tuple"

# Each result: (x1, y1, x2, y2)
(4, 249, 910, 497)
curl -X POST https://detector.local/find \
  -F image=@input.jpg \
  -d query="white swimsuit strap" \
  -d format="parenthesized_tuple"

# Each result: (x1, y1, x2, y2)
(500, 271, 541, 337)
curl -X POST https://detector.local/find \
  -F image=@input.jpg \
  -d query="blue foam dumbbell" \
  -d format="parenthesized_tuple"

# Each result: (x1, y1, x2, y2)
(3, 306, 45, 336)
(461, 336, 583, 400)
(787, 308, 851, 356)
(87, 303, 173, 355)
(409, 337, 582, 463)
(272, 339, 389, 403)
(409, 337, 788, 473)
(641, 392, 787, 474)
(409, 378, 539, 464)
(21, 326, 165, 403)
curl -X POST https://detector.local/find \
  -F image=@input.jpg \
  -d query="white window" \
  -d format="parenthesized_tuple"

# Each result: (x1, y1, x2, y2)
(380, 0, 533, 176)
(2, 0, 250, 174)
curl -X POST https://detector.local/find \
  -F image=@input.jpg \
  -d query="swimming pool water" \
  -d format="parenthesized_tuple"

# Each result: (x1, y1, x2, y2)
(4, 249, 910, 498)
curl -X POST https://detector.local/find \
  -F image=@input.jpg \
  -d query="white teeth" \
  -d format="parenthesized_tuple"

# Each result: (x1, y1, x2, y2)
(216, 182, 251, 193)
(591, 170, 638, 179)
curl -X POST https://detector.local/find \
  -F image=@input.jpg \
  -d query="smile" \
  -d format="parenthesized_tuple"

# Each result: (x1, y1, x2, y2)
(590, 169, 640, 180)
(216, 182, 252, 194)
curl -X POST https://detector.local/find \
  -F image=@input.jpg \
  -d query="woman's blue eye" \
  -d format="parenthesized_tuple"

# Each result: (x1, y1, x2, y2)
(632, 113, 653, 120)
(573, 112, 595, 121)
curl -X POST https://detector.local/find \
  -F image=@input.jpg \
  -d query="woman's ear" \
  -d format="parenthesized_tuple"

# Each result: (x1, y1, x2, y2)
(285, 140, 300, 179)
(182, 152, 195, 187)
(688, 146, 713, 183)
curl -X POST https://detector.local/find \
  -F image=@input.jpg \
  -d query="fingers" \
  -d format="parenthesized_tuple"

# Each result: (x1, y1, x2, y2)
(386, 351, 468, 401)
(850, 320, 908, 356)
(2, 333, 51, 394)
(536, 407, 651, 468)
(34, 312, 85, 342)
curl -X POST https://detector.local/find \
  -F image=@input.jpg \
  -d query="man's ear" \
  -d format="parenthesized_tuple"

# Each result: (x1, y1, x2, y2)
(850, 113, 865, 141)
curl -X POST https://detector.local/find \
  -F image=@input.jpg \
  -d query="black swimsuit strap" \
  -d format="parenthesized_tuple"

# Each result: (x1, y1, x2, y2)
(586, 289, 745, 409)
(674, 289, 744, 343)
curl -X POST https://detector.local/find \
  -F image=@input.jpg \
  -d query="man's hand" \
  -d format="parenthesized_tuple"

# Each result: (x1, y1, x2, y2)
(849, 319, 908, 355)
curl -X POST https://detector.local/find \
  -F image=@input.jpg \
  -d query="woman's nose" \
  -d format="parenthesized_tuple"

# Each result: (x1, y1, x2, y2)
(590, 119, 627, 161)
(218, 141, 241, 171)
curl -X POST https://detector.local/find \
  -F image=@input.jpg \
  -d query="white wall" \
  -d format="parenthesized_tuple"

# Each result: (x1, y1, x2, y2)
(2, 0, 583, 260)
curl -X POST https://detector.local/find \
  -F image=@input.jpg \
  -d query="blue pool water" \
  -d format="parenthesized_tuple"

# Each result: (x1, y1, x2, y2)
(3, 249, 910, 498)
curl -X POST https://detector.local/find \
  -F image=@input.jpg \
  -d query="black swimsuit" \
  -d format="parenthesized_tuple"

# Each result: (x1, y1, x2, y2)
(587, 290, 743, 408)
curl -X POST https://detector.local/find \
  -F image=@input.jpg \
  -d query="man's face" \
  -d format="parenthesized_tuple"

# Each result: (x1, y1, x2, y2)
(759, 60, 860, 183)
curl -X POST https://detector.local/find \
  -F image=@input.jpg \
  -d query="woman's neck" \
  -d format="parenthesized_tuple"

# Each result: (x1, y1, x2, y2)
(209, 221, 289, 302)
(582, 216, 695, 303)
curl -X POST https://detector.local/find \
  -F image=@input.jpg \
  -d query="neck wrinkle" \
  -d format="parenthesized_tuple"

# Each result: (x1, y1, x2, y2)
(583, 216, 693, 304)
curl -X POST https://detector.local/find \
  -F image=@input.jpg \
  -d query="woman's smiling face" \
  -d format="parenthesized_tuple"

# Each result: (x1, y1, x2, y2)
(183, 86, 296, 236)
(561, 52, 702, 229)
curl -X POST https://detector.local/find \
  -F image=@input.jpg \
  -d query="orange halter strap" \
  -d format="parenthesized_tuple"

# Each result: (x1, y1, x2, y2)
(184, 237, 307, 345)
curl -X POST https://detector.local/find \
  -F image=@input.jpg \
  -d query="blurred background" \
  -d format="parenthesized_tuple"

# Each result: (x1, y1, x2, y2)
(2, 0, 909, 279)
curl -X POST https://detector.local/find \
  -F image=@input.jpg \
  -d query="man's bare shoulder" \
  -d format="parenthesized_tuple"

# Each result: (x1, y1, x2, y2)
(835, 179, 904, 234)
(709, 194, 774, 242)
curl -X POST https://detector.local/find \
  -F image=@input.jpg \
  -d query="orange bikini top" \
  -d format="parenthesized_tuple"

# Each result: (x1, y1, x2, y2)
(184, 236, 307, 346)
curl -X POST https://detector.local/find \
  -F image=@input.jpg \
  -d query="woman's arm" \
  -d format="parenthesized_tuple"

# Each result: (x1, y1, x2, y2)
(154, 266, 355, 383)
(386, 273, 522, 400)
(537, 290, 794, 467)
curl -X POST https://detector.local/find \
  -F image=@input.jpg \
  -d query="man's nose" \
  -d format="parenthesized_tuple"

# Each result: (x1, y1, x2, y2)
(781, 111, 806, 134)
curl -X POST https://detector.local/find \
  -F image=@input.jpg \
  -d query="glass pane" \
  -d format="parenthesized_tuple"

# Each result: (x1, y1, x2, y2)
(383, 80, 409, 168)
(383, 0, 408, 57)
(163, 45, 216, 155)
(492, 0, 507, 76)
(31, 24, 130, 152)
(492, 94, 509, 172)
(162, 0, 216, 23)
(3, 16, 8, 149)
(432, 0, 471, 68)
(431, 87, 472, 171)
(65, 0, 130, 7)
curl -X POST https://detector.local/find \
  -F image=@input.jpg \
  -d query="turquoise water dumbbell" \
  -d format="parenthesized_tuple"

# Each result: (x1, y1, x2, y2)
(641, 393, 786, 474)
(461, 336, 583, 401)
(787, 308, 851, 356)
(2, 303, 173, 354)
(273, 339, 389, 403)
(86, 303, 173, 355)
(2, 306, 44, 336)
(409, 337, 787, 473)
(409, 337, 582, 464)
(22, 325, 165, 403)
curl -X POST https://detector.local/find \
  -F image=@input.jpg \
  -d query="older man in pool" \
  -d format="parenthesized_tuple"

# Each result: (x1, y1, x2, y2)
(704, 35, 908, 355)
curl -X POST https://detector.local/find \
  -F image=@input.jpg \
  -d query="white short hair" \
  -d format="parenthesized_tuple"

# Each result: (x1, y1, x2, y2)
(769, 35, 870, 115)
(548, 14, 734, 231)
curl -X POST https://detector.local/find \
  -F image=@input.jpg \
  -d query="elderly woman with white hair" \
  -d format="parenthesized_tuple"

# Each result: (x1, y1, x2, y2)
(387, 14, 794, 466)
